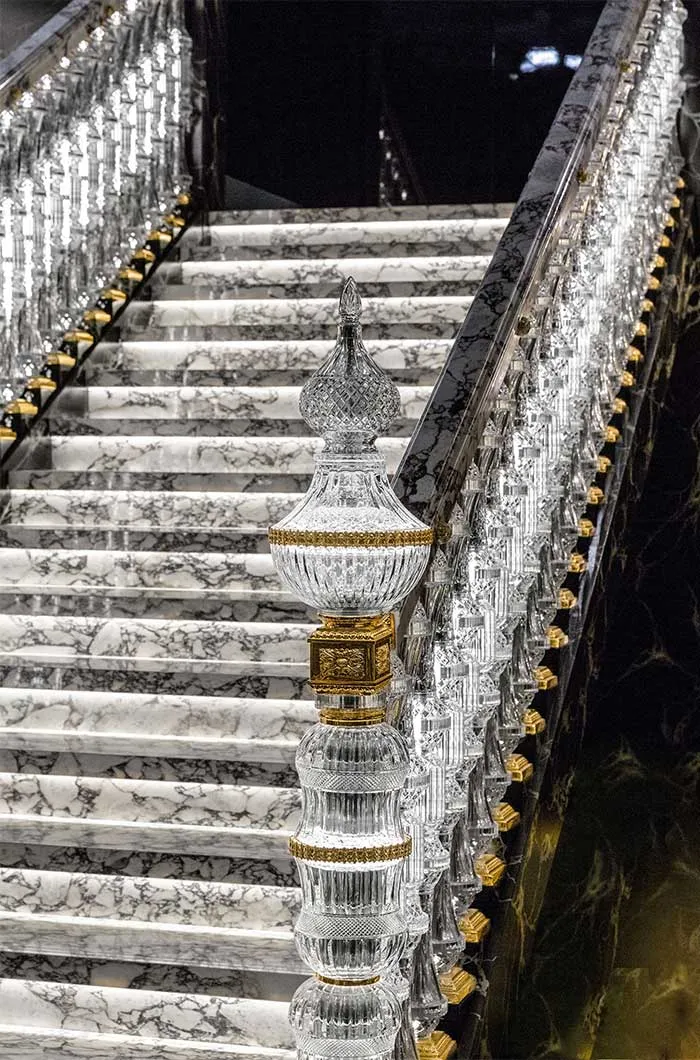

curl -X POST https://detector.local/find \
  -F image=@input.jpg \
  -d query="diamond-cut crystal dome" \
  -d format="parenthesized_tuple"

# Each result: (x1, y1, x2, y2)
(300, 278, 401, 451)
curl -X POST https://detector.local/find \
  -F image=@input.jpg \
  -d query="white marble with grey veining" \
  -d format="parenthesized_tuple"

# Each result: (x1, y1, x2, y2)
(0, 689, 312, 761)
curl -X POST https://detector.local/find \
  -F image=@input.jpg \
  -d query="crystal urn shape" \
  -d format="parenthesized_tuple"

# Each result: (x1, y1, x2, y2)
(270, 279, 432, 1059)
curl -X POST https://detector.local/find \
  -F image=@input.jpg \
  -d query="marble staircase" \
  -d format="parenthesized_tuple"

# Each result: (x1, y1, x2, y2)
(0, 203, 509, 1057)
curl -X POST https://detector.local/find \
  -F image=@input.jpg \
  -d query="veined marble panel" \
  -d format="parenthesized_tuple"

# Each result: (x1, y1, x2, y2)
(86, 338, 449, 386)
(203, 203, 512, 223)
(0, 614, 312, 670)
(1, 489, 301, 532)
(55, 384, 431, 423)
(0, 869, 301, 971)
(0, 773, 299, 856)
(0, 690, 312, 762)
(35, 435, 406, 476)
(0, 977, 294, 1047)
(122, 294, 471, 331)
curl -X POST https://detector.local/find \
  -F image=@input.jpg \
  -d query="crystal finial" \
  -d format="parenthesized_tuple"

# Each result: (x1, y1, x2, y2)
(299, 277, 401, 450)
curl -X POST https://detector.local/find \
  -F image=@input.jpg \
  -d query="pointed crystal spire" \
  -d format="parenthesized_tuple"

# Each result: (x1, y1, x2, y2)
(299, 277, 401, 451)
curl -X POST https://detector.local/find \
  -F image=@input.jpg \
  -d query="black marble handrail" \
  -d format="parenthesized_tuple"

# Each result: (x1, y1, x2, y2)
(392, 0, 650, 528)
(0, 0, 120, 112)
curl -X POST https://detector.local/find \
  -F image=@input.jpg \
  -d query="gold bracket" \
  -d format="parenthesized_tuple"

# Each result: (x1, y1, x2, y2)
(579, 518, 596, 538)
(475, 853, 506, 887)
(523, 708, 546, 735)
(506, 754, 534, 783)
(459, 908, 492, 943)
(547, 624, 569, 648)
(493, 803, 521, 833)
(5, 399, 38, 416)
(604, 425, 621, 444)
(534, 665, 558, 692)
(438, 967, 477, 1005)
(559, 588, 577, 610)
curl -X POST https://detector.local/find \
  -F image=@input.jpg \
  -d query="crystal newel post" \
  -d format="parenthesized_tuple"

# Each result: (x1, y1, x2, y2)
(269, 279, 433, 1060)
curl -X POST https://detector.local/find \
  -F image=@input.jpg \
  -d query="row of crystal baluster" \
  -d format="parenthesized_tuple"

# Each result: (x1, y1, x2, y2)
(393, 4, 686, 1056)
(0, 0, 190, 403)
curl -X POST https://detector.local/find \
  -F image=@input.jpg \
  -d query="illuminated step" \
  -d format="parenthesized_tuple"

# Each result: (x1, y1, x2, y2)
(0, 978, 295, 1058)
(0, 773, 300, 857)
(0, 688, 313, 761)
(0, 869, 302, 971)
(86, 337, 451, 385)
(0, 614, 312, 675)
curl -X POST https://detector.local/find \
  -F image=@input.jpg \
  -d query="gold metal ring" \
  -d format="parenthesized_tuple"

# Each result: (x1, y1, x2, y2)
(289, 837, 412, 863)
(268, 528, 433, 548)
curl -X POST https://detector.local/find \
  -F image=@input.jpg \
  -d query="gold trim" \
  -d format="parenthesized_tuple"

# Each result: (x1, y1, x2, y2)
(547, 624, 569, 648)
(319, 707, 386, 726)
(627, 348, 644, 364)
(659, 234, 672, 249)
(417, 1038, 442, 1060)
(475, 853, 506, 887)
(289, 837, 411, 863)
(664, 215, 676, 230)
(647, 275, 661, 291)
(559, 588, 577, 610)
(493, 803, 521, 833)
(432, 1032, 458, 1060)
(524, 708, 546, 735)
(534, 665, 558, 692)
(438, 967, 477, 1005)
(506, 754, 534, 783)
(163, 213, 186, 228)
(652, 253, 667, 270)
(0, 426, 16, 441)
(147, 229, 173, 243)
(177, 192, 191, 205)
(605, 425, 621, 444)
(579, 518, 596, 538)
(613, 397, 627, 415)
(82, 308, 111, 326)
(133, 249, 156, 262)
(63, 330, 94, 345)
(268, 527, 433, 548)
(640, 298, 655, 315)
(620, 370, 635, 388)
(5, 399, 38, 416)
(676, 178, 685, 190)
(316, 975, 380, 987)
(588, 486, 605, 506)
(28, 376, 57, 391)
(459, 908, 491, 943)
(568, 553, 587, 575)
(102, 287, 127, 302)
(634, 322, 647, 339)
(46, 353, 76, 368)
(119, 267, 143, 282)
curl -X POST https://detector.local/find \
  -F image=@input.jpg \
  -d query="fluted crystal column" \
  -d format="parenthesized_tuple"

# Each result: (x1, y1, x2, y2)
(270, 279, 432, 1060)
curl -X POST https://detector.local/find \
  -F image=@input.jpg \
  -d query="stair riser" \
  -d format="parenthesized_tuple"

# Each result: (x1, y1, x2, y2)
(0, 820, 293, 859)
(0, 844, 299, 886)
(180, 238, 499, 260)
(0, 1033, 296, 1059)
(8, 471, 315, 493)
(150, 279, 482, 300)
(0, 666, 310, 701)
(0, 594, 315, 623)
(116, 322, 462, 341)
(0, 954, 303, 1004)
(0, 528, 273, 554)
(0, 751, 298, 786)
(0, 919, 301, 973)
(46, 416, 419, 438)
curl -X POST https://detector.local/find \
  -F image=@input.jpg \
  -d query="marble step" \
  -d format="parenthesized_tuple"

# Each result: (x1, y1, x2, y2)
(10, 435, 405, 493)
(0, 978, 295, 1058)
(0, 548, 312, 620)
(0, 614, 312, 675)
(119, 294, 472, 341)
(0, 489, 296, 552)
(178, 216, 508, 262)
(48, 384, 431, 437)
(153, 254, 491, 298)
(0, 868, 302, 971)
(205, 203, 512, 222)
(85, 337, 450, 386)
(0, 772, 299, 856)
(0, 688, 312, 761)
